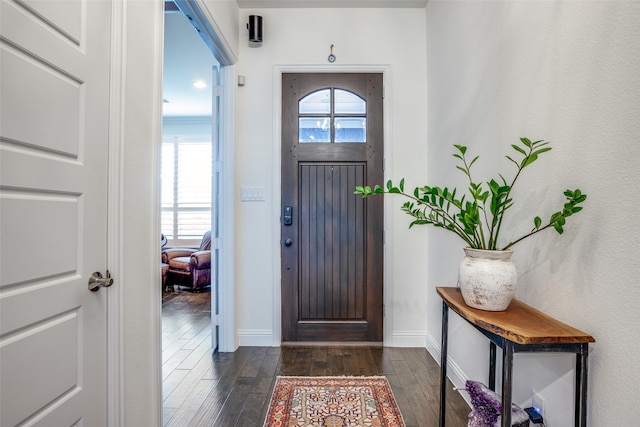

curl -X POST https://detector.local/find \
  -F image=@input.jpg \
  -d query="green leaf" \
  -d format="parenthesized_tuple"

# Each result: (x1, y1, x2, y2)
(522, 153, 538, 168)
(511, 144, 527, 156)
(505, 156, 520, 168)
(454, 144, 467, 155)
(456, 165, 469, 176)
(534, 216, 542, 229)
(399, 178, 405, 192)
(532, 147, 552, 156)
(468, 155, 480, 168)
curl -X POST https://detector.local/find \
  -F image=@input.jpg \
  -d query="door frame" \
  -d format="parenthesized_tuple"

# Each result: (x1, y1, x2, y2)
(272, 65, 394, 345)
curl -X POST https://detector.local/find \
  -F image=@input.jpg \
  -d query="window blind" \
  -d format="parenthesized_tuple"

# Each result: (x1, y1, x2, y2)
(161, 138, 212, 240)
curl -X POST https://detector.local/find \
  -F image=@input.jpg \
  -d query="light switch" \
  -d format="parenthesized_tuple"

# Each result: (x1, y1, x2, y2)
(241, 187, 265, 201)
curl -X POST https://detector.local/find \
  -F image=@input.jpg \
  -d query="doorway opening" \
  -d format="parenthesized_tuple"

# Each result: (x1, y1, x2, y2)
(160, 0, 236, 356)
(160, 2, 236, 421)
(162, 2, 218, 351)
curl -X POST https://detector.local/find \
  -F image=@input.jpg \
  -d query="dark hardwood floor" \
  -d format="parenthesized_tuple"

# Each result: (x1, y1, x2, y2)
(162, 288, 470, 426)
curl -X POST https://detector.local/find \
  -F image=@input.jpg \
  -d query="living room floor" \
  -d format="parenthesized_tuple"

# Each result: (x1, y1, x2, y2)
(161, 287, 470, 426)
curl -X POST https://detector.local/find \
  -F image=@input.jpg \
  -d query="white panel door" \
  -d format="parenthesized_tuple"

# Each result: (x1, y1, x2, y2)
(0, 0, 111, 425)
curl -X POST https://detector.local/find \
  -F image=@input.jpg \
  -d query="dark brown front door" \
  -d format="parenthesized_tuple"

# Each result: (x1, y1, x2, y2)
(281, 73, 384, 342)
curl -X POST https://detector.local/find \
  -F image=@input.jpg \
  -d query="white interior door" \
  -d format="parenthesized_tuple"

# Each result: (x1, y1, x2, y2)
(0, 0, 112, 425)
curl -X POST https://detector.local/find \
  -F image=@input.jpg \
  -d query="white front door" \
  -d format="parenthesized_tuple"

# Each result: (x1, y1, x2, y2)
(0, 0, 112, 425)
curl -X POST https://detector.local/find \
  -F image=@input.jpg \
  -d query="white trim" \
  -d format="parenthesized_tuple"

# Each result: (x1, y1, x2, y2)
(218, 64, 237, 351)
(237, 329, 274, 347)
(150, 4, 166, 425)
(174, 0, 237, 65)
(107, 0, 125, 424)
(426, 332, 472, 406)
(391, 331, 427, 348)
(272, 64, 393, 346)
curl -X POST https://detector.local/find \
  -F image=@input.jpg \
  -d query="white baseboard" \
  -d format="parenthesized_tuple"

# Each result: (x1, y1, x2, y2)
(236, 329, 274, 346)
(390, 331, 427, 347)
(426, 333, 472, 406)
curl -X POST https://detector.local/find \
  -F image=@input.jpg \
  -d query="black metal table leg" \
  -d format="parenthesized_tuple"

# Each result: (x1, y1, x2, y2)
(575, 343, 589, 427)
(439, 301, 449, 427)
(501, 341, 514, 427)
(489, 342, 497, 391)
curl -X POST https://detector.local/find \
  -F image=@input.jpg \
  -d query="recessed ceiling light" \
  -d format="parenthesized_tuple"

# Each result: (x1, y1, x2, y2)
(192, 80, 207, 89)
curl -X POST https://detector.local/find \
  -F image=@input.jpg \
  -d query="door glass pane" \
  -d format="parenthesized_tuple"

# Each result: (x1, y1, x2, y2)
(334, 89, 366, 114)
(299, 117, 331, 143)
(335, 117, 366, 143)
(299, 89, 331, 114)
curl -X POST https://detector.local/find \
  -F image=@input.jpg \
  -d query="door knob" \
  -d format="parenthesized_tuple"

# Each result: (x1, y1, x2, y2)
(88, 271, 113, 292)
(284, 238, 293, 246)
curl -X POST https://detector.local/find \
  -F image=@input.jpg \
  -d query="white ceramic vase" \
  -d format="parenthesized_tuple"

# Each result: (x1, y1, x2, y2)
(458, 247, 517, 311)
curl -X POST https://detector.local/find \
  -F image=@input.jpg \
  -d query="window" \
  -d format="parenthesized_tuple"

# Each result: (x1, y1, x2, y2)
(298, 88, 367, 143)
(161, 137, 212, 241)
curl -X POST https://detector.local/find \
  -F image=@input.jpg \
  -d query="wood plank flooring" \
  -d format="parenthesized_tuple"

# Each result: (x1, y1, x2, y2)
(162, 288, 470, 426)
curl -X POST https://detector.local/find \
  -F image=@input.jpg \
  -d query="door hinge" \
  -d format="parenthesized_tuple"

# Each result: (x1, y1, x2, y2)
(214, 314, 221, 326)
(213, 85, 223, 97)
(215, 160, 223, 173)
(213, 238, 223, 250)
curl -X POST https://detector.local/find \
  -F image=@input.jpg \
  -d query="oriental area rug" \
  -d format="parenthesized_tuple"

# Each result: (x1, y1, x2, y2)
(263, 376, 406, 427)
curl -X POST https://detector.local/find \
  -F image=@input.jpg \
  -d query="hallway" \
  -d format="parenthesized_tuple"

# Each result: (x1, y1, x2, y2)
(161, 290, 470, 426)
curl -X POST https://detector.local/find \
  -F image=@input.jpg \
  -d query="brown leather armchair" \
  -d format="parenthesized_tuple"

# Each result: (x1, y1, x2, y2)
(162, 231, 211, 291)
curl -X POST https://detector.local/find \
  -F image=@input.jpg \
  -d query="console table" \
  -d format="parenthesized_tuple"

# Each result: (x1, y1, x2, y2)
(437, 287, 595, 427)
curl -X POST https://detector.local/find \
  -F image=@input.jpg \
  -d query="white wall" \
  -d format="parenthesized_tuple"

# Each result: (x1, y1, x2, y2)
(234, 8, 431, 346)
(425, 1, 640, 425)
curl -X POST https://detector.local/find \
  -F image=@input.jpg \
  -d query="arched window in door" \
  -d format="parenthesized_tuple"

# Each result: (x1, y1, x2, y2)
(298, 89, 366, 143)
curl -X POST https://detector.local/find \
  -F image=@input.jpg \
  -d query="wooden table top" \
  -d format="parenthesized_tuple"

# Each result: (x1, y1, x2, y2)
(437, 287, 595, 345)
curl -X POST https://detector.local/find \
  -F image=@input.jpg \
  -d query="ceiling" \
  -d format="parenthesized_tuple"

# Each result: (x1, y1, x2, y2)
(163, 9, 218, 117)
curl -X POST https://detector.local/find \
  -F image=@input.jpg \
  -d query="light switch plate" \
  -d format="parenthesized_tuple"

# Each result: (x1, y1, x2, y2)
(241, 187, 265, 201)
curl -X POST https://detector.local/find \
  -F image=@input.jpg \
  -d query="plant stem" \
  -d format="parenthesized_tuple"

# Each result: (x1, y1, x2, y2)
(491, 155, 526, 249)
(501, 222, 554, 250)
(396, 190, 473, 245)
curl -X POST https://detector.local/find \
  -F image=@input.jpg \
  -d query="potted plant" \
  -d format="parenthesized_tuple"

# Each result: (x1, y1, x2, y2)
(355, 137, 587, 311)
